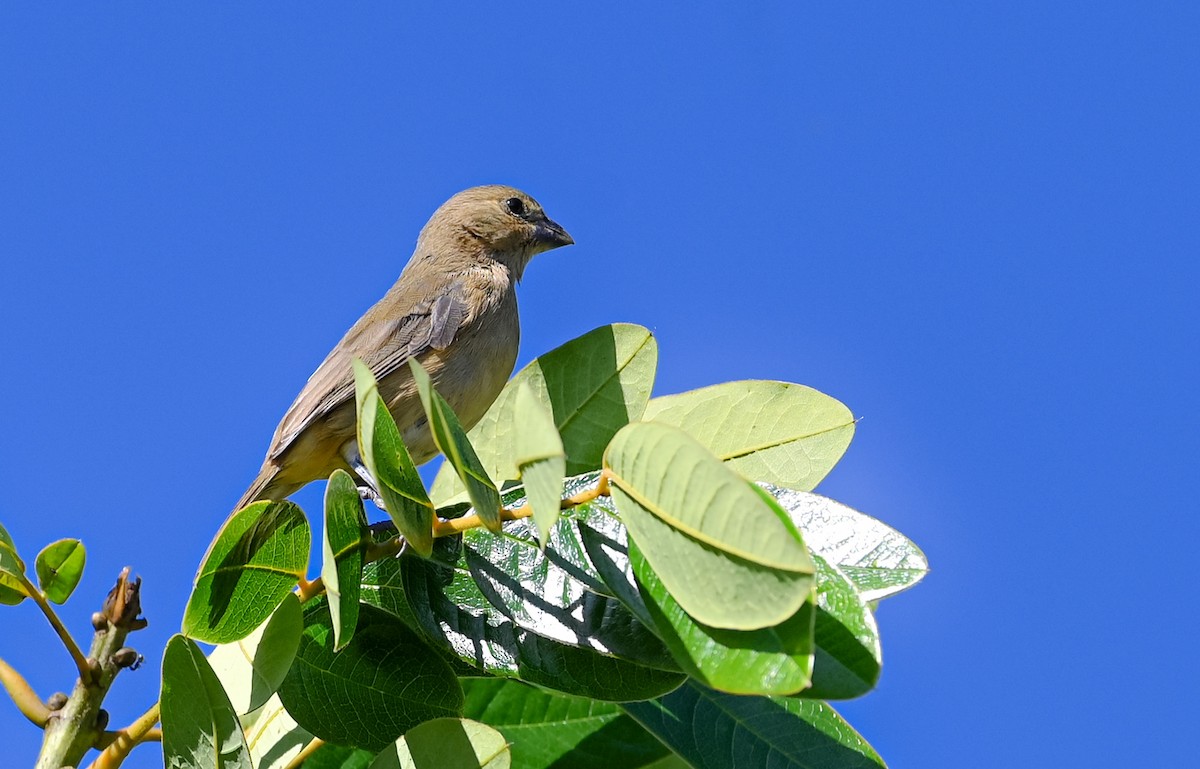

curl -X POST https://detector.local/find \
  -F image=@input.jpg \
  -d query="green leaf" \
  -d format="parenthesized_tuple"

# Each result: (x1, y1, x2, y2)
(370, 718, 510, 769)
(805, 555, 882, 700)
(371, 518, 685, 702)
(643, 380, 855, 491)
(34, 538, 86, 604)
(431, 323, 658, 503)
(631, 539, 816, 695)
(622, 681, 885, 769)
(184, 500, 310, 644)
(577, 492, 882, 701)
(462, 677, 672, 769)
(240, 693, 313, 769)
(0, 523, 28, 605)
(209, 594, 302, 715)
(323, 469, 367, 650)
(278, 600, 463, 752)
(410, 359, 502, 532)
(161, 634, 253, 769)
(512, 383, 566, 546)
(354, 359, 436, 557)
(768, 485, 929, 601)
(606, 422, 815, 629)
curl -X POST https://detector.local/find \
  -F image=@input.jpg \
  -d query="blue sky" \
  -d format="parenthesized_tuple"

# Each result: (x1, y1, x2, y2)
(2, 4, 1197, 767)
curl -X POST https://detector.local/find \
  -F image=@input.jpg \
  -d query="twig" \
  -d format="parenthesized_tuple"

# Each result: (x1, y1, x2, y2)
(0, 655, 51, 727)
(283, 737, 325, 769)
(20, 572, 93, 685)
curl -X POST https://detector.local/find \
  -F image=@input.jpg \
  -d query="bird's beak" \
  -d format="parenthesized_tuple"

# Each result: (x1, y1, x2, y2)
(533, 216, 574, 249)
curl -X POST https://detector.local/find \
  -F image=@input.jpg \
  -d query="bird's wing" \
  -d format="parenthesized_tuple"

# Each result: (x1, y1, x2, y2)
(267, 280, 470, 460)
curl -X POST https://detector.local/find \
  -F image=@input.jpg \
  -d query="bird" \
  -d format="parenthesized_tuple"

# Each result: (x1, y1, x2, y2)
(235, 185, 573, 511)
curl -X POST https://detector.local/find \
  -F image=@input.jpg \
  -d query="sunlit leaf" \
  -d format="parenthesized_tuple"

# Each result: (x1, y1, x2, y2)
(606, 422, 814, 629)
(34, 538, 86, 604)
(209, 594, 302, 715)
(768, 485, 928, 601)
(370, 718, 510, 769)
(512, 383, 566, 547)
(631, 539, 816, 695)
(0, 523, 28, 605)
(184, 500, 309, 644)
(644, 380, 855, 491)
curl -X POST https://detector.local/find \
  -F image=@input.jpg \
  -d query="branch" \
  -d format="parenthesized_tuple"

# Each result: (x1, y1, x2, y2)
(34, 568, 148, 769)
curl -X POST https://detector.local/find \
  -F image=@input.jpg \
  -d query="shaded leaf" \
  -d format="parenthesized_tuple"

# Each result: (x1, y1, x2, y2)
(622, 680, 885, 769)
(323, 469, 367, 650)
(462, 677, 672, 769)
(606, 422, 814, 629)
(644, 380, 855, 491)
(410, 359, 502, 532)
(512, 383, 566, 546)
(35, 538, 86, 604)
(161, 634, 252, 769)
(354, 359, 436, 556)
(185, 501, 310, 644)
(209, 594, 302, 715)
(278, 600, 462, 751)
(431, 323, 657, 502)
(371, 718, 509, 769)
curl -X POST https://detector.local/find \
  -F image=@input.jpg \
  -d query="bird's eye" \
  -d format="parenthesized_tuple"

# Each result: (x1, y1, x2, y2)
(504, 197, 527, 217)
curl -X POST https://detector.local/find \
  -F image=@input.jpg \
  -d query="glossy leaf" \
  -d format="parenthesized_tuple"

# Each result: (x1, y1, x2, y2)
(323, 469, 367, 650)
(622, 681, 885, 769)
(769, 485, 928, 601)
(364, 516, 685, 703)
(431, 323, 658, 502)
(161, 634, 252, 769)
(354, 359, 436, 556)
(512, 383, 566, 546)
(209, 594, 302, 715)
(643, 380, 855, 491)
(34, 538, 86, 604)
(278, 600, 462, 752)
(631, 539, 816, 695)
(462, 677, 672, 769)
(410, 359, 502, 532)
(371, 718, 510, 769)
(606, 421, 814, 629)
(0, 523, 28, 605)
(184, 500, 310, 644)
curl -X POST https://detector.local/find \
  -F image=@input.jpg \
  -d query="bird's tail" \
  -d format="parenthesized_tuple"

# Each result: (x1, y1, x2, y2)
(234, 464, 301, 512)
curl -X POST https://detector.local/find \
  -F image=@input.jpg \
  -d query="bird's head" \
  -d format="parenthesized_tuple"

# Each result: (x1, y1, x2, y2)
(420, 185, 574, 277)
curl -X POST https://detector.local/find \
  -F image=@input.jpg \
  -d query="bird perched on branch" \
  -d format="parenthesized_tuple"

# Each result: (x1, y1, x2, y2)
(236, 185, 573, 510)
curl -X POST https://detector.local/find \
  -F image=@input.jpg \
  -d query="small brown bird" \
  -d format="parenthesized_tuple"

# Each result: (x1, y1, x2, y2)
(236, 185, 573, 510)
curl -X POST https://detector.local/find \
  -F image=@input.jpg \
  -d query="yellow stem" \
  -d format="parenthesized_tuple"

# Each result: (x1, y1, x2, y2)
(0, 655, 50, 727)
(87, 701, 160, 769)
(20, 573, 92, 685)
(283, 737, 325, 769)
